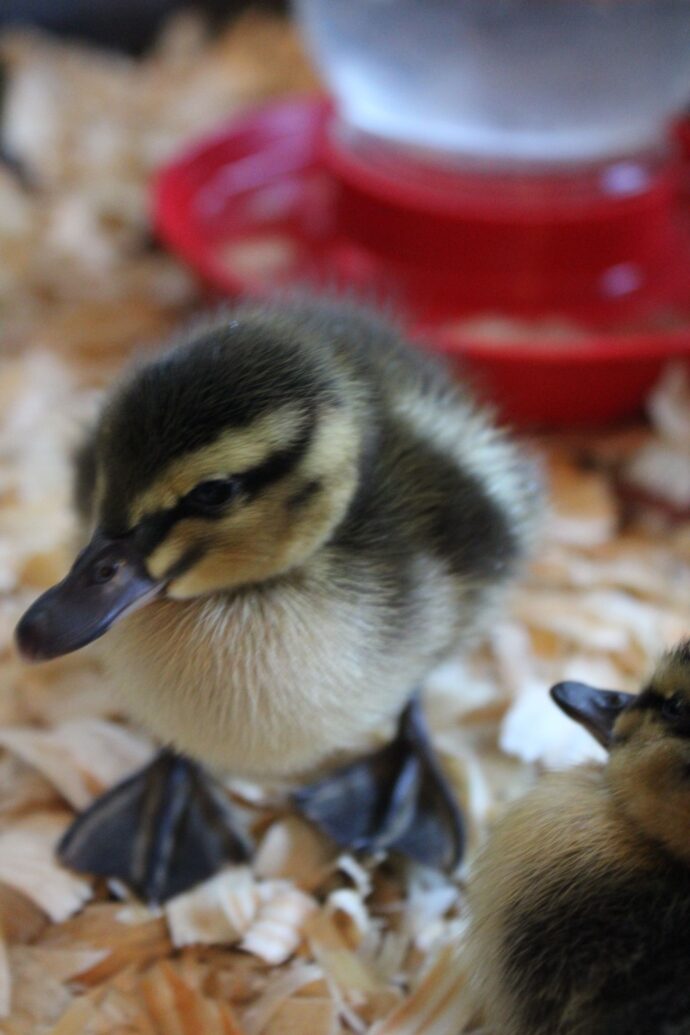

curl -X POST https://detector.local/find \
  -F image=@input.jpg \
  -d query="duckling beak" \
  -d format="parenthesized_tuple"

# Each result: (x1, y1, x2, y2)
(550, 681, 636, 748)
(15, 532, 164, 662)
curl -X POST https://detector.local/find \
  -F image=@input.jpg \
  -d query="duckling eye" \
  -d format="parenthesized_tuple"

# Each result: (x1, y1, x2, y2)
(662, 695, 685, 720)
(185, 478, 238, 511)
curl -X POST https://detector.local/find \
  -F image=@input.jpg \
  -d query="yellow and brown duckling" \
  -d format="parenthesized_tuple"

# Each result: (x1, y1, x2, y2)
(467, 641, 690, 1035)
(15, 296, 541, 902)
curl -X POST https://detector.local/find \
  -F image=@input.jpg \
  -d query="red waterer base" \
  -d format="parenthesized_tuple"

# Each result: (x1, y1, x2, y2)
(153, 97, 690, 427)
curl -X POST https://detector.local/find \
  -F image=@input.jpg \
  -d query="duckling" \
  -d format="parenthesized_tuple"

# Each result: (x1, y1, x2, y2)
(15, 296, 541, 903)
(466, 641, 690, 1035)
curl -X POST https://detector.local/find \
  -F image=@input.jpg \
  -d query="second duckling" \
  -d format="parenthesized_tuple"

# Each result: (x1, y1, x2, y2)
(466, 641, 690, 1035)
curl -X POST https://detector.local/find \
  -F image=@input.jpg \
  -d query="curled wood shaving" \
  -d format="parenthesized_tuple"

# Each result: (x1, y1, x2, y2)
(324, 889, 371, 950)
(241, 885, 318, 965)
(166, 867, 258, 948)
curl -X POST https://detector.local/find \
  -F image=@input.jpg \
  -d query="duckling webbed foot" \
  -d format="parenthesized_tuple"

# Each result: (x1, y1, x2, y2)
(293, 697, 464, 871)
(58, 749, 252, 905)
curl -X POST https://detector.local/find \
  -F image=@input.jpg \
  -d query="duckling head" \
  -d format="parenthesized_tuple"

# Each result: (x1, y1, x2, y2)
(552, 642, 690, 861)
(16, 310, 367, 661)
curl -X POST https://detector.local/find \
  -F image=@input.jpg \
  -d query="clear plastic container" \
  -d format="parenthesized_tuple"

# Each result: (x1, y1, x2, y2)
(296, 0, 690, 165)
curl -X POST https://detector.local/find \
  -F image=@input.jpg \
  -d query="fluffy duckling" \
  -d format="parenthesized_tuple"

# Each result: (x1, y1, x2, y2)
(466, 642, 690, 1035)
(16, 297, 540, 902)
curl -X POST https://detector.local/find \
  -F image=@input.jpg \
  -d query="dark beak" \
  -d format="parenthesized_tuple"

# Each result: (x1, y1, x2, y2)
(15, 532, 164, 662)
(550, 681, 636, 748)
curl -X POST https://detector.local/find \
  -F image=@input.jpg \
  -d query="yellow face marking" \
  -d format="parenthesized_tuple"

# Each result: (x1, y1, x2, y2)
(144, 404, 362, 597)
(126, 405, 310, 526)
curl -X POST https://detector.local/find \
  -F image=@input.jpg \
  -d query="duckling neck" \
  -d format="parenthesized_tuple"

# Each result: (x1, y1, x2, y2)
(607, 768, 690, 868)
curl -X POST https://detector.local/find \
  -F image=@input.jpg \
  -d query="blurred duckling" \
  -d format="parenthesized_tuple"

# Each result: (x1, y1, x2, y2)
(16, 296, 541, 903)
(467, 641, 690, 1035)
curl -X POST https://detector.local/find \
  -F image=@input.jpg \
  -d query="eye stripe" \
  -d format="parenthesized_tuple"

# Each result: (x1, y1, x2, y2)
(241, 409, 316, 500)
(632, 689, 664, 711)
(631, 687, 690, 738)
(131, 409, 316, 552)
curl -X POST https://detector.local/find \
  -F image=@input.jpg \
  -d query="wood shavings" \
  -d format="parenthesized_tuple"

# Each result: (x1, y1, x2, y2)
(0, 728, 95, 811)
(39, 904, 171, 986)
(306, 910, 382, 1000)
(0, 754, 59, 819)
(44, 991, 102, 1035)
(0, 720, 150, 811)
(619, 362, 690, 518)
(0, 929, 10, 1018)
(241, 885, 318, 965)
(240, 961, 324, 1035)
(254, 816, 336, 891)
(5, 944, 76, 1034)
(166, 868, 317, 965)
(262, 995, 339, 1035)
(0, 885, 46, 946)
(166, 867, 258, 948)
(324, 888, 371, 950)
(546, 453, 618, 547)
(0, 814, 92, 922)
(370, 946, 474, 1035)
(500, 676, 608, 769)
(138, 960, 245, 1035)
(647, 363, 690, 447)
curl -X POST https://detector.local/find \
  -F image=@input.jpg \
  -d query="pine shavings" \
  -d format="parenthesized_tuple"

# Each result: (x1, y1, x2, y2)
(370, 946, 474, 1035)
(0, 927, 11, 1018)
(166, 869, 317, 965)
(254, 817, 336, 891)
(138, 960, 245, 1035)
(0, 814, 92, 922)
(166, 867, 258, 948)
(262, 995, 339, 1035)
(241, 885, 318, 965)
(0, 719, 151, 812)
(306, 910, 382, 1000)
(39, 905, 171, 987)
(240, 963, 325, 1034)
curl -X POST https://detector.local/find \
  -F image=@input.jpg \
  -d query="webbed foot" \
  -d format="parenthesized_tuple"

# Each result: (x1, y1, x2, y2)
(293, 697, 464, 871)
(58, 750, 252, 904)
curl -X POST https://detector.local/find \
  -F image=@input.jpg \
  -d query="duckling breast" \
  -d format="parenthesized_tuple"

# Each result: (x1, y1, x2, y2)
(99, 548, 470, 779)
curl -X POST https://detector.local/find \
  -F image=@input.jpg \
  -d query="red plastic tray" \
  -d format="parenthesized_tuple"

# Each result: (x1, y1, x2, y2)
(152, 97, 690, 427)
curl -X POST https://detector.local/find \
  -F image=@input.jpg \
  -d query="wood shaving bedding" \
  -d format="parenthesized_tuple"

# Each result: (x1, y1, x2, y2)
(0, 11, 687, 1035)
